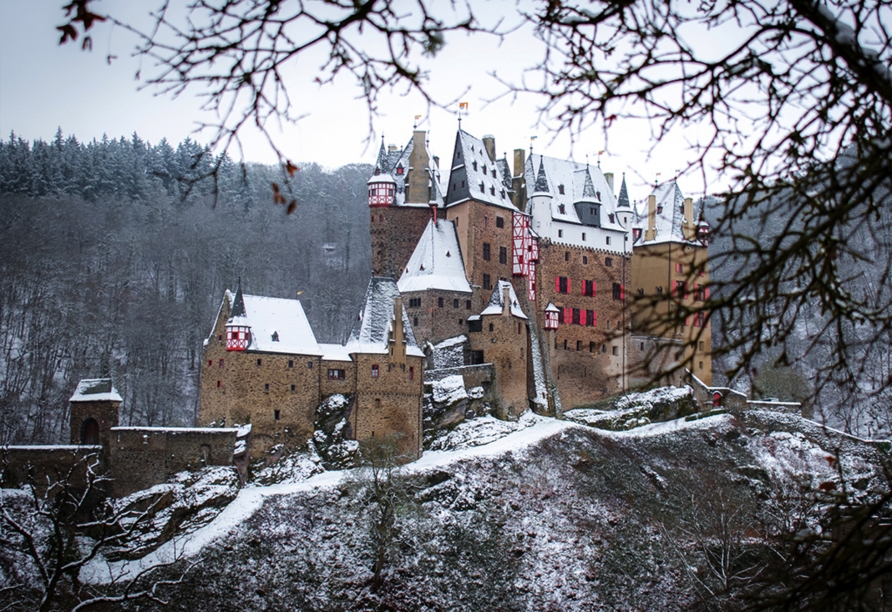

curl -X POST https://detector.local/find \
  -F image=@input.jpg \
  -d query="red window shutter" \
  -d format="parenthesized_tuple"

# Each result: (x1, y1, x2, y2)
(593, 311, 597, 326)
(620, 284, 625, 299)
(581, 280, 586, 296)
(705, 287, 710, 300)
(593, 281, 597, 296)
(555, 276, 560, 292)
(685, 317, 690, 326)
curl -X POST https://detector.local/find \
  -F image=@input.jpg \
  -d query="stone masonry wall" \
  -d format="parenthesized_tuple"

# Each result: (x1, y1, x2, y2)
(371, 206, 437, 279)
(350, 353, 424, 460)
(404, 288, 473, 346)
(1, 446, 104, 492)
(109, 427, 241, 497)
(534, 240, 632, 408)
(70, 400, 120, 448)
(468, 311, 529, 418)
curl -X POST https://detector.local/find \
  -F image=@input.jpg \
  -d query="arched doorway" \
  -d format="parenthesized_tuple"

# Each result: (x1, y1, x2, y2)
(81, 418, 100, 445)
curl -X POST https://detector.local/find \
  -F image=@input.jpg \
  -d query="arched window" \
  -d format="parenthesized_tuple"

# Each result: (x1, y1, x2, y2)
(81, 418, 100, 445)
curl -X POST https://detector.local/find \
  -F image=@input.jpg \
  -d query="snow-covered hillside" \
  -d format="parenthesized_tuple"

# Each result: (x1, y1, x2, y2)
(68, 404, 888, 612)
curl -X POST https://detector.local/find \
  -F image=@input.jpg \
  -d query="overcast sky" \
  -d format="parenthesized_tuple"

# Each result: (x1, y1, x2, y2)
(0, 2, 719, 203)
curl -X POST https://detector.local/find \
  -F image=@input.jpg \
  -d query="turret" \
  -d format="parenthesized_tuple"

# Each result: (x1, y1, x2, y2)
(544, 302, 559, 330)
(368, 173, 396, 207)
(226, 281, 251, 351)
(616, 173, 633, 229)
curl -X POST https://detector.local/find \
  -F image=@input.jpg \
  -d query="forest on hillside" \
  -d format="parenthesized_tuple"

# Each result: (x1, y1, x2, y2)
(0, 130, 372, 445)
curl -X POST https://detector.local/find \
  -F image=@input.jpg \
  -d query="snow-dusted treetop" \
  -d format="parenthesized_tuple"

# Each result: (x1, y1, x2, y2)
(70, 378, 123, 403)
(480, 280, 528, 319)
(397, 218, 472, 294)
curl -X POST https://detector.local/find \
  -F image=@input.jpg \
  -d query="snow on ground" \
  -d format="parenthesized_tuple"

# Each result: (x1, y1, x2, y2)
(431, 374, 467, 405)
(427, 411, 543, 451)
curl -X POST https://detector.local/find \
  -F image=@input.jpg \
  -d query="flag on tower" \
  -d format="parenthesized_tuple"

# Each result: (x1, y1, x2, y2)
(459, 102, 469, 110)
(414, 115, 422, 120)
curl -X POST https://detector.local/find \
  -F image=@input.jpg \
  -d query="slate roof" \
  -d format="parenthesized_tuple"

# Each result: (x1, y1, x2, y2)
(397, 219, 472, 294)
(480, 280, 528, 319)
(617, 174, 631, 209)
(226, 292, 323, 356)
(70, 378, 123, 403)
(445, 130, 517, 210)
(633, 181, 706, 245)
(523, 154, 625, 231)
(372, 135, 445, 208)
(347, 277, 424, 357)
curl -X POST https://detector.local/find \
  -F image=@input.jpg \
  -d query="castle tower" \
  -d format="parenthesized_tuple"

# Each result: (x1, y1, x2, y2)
(369, 131, 445, 278)
(225, 280, 251, 351)
(69, 378, 122, 447)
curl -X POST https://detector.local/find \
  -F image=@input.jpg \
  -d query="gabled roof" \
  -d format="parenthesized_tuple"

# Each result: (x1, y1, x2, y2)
(347, 277, 424, 357)
(523, 153, 625, 231)
(480, 280, 528, 319)
(227, 292, 323, 356)
(397, 218, 472, 294)
(633, 180, 705, 245)
(371, 133, 445, 208)
(70, 378, 122, 403)
(445, 130, 517, 210)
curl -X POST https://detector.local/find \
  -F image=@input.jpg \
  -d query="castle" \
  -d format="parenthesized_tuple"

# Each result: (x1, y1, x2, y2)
(195, 126, 713, 457)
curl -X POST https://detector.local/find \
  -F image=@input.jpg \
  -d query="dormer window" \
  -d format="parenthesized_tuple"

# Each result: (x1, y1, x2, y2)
(558, 184, 565, 195)
(271, 331, 279, 342)
(492, 169, 496, 178)
(396, 166, 404, 175)
(657, 205, 663, 213)
(609, 214, 615, 223)
(473, 161, 478, 171)
(559, 204, 566, 214)
(490, 186, 495, 195)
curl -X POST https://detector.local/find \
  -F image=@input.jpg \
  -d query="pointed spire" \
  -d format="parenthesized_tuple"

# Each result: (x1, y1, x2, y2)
(533, 158, 550, 194)
(374, 136, 387, 175)
(617, 172, 631, 209)
(231, 277, 246, 318)
(581, 168, 597, 200)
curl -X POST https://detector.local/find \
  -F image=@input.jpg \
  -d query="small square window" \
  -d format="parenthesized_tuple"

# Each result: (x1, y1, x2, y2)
(483, 274, 492, 289)
(264, 383, 269, 392)
(208, 360, 213, 367)
(219, 359, 224, 368)
(291, 384, 296, 392)
(307, 361, 313, 369)
(288, 360, 294, 368)
(605, 257, 613, 267)
(489, 323, 494, 332)
(496, 217, 505, 228)
(256, 358, 262, 366)
(372, 364, 379, 378)
(438, 297, 444, 307)
(466, 300, 472, 310)
(453, 299, 459, 308)
(274, 409, 281, 420)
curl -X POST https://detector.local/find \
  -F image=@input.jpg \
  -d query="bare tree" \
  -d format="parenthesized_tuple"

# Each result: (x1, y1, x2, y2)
(0, 452, 190, 611)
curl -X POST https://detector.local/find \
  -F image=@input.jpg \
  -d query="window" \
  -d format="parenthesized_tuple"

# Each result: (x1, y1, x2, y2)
(459, 319, 463, 326)
(699, 361, 704, 370)
(605, 257, 613, 267)
(216, 380, 221, 388)
(372, 364, 379, 378)
(582, 232, 586, 241)
(489, 323, 494, 332)
(699, 341, 705, 351)
(413, 317, 418, 326)
(264, 383, 269, 392)
(291, 384, 296, 392)
(559, 184, 565, 195)
(565, 251, 570, 261)
(577, 340, 582, 351)
(558, 229, 563, 238)
(695, 284, 702, 301)
(675, 262, 684, 273)
(695, 311, 705, 327)
(518, 322, 523, 334)
(657, 286, 663, 295)
(556, 276, 569, 294)
(396, 166, 404, 175)
(633, 228, 642, 241)
(410, 367, 415, 380)
(657, 204, 663, 213)
(483, 274, 492, 289)
(483, 243, 491, 261)
(582, 280, 595, 296)
(583, 256, 588, 265)
(564, 339, 568, 349)
(308, 361, 313, 369)
(218, 334, 223, 342)
(590, 342, 595, 352)
(602, 344, 607, 353)
(473, 160, 478, 171)
(328, 369, 345, 380)
(219, 359, 224, 368)
(606, 236, 611, 245)
(453, 299, 459, 308)
(288, 360, 294, 368)
(637, 288, 645, 297)
(612, 346, 619, 356)
(499, 246, 508, 264)
(490, 186, 496, 196)
(496, 216, 505, 228)
(272, 331, 279, 342)
(675, 280, 685, 297)
(466, 300, 472, 310)
(609, 214, 615, 223)
(572, 308, 580, 325)
(607, 320, 611, 330)
(484, 216, 488, 228)
(438, 297, 445, 307)
(613, 283, 624, 300)
(274, 409, 281, 420)
(557, 308, 564, 324)
(256, 358, 262, 366)
(586, 309, 596, 326)
(208, 360, 213, 367)
(409, 297, 422, 308)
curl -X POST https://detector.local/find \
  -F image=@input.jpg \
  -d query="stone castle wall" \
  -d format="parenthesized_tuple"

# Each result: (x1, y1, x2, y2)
(468, 313, 530, 417)
(1, 445, 104, 492)
(371, 206, 437, 279)
(403, 288, 473, 346)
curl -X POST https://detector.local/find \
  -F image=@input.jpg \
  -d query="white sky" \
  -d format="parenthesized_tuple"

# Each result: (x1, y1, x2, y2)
(0, 1, 721, 203)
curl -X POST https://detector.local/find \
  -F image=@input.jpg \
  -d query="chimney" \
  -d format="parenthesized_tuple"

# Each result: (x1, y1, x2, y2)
(502, 284, 511, 316)
(513, 148, 526, 178)
(483, 135, 496, 162)
(683, 197, 694, 240)
(389, 296, 406, 362)
(605, 172, 614, 194)
(645, 194, 657, 241)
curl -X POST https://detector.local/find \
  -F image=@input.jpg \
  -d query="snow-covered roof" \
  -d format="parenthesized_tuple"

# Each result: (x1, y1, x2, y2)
(480, 280, 528, 319)
(346, 277, 424, 357)
(445, 130, 517, 210)
(523, 154, 625, 231)
(70, 378, 122, 403)
(397, 218, 472, 294)
(633, 181, 705, 246)
(227, 291, 322, 356)
(319, 343, 353, 362)
(545, 302, 560, 313)
(371, 133, 445, 208)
